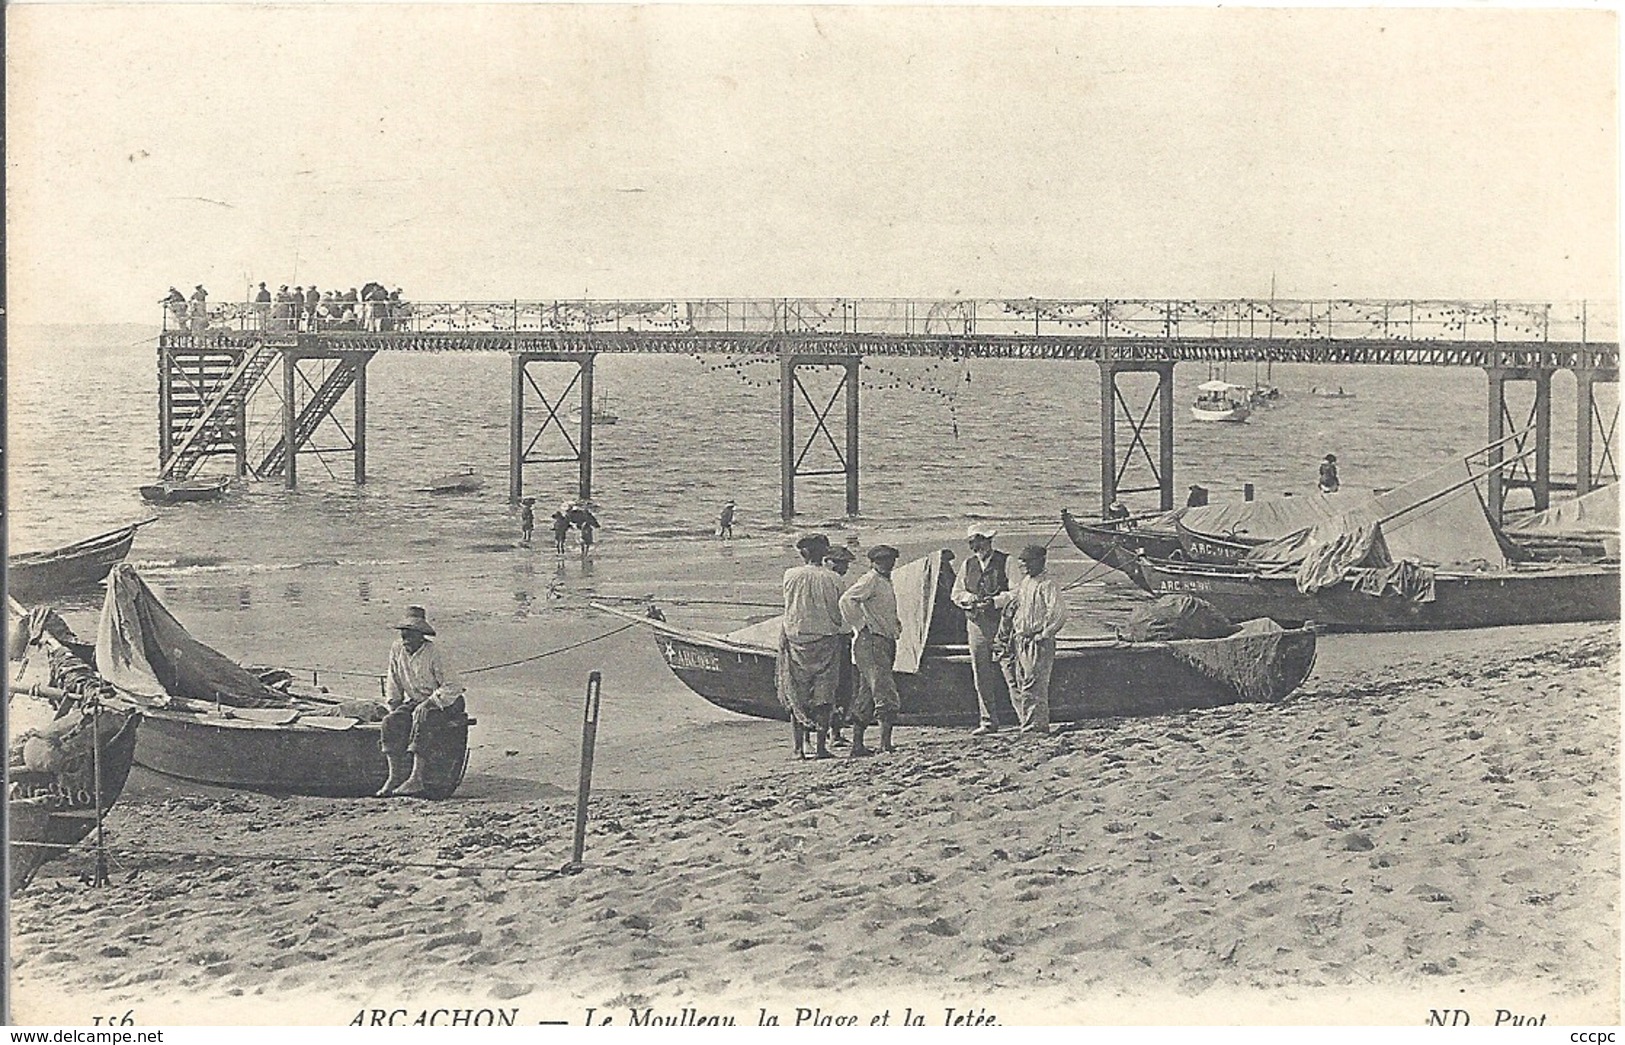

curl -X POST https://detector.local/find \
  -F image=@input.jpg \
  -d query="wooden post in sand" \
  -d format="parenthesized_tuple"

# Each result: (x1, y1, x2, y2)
(90, 702, 109, 888)
(568, 671, 603, 871)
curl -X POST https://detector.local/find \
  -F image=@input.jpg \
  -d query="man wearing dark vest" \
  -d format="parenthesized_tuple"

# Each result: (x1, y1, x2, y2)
(950, 523, 1011, 735)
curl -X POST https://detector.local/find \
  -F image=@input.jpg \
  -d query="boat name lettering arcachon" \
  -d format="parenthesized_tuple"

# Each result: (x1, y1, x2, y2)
(8, 780, 95, 807)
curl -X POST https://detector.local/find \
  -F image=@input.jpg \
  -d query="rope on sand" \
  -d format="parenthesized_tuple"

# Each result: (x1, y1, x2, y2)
(10, 839, 592, 881)
(280, 620, 644, 681)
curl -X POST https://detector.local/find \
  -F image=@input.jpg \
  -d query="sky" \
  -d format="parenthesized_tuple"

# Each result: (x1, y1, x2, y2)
(5, 4, 1618, 324)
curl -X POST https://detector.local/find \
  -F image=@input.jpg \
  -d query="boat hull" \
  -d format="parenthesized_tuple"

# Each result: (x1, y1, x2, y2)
(1191, 404, 1251, 422)
(139, 478, 228, 504)
(650, 624, 1318, 727)
(1060, 509, 1170, 590)
(8, 706, 140, 894)
(8, 525, 140, 602)
(126, 707, 470, 799)
(1138, 559, 1621, 631)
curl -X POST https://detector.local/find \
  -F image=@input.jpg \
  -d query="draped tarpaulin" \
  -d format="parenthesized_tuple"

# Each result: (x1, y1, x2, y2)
(1179, 490, 1358, 543)
(1246, 458, 1505, 572)
(723, 550, 947, 674)
(1505, 484, 1620, 538)
(96, 564, 286, 708)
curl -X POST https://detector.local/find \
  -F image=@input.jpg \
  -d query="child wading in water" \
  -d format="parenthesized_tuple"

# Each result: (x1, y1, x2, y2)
(519, 498, 536, 547)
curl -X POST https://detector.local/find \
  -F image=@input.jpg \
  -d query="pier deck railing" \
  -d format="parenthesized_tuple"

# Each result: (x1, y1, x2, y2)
(165, 296, 1617, 344)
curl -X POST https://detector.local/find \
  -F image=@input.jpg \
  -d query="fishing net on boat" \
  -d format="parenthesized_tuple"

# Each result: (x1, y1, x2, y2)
(1165, 618, 1296, 703)
(97, 564, 287, 709)
(1118, 595, 1239, 642)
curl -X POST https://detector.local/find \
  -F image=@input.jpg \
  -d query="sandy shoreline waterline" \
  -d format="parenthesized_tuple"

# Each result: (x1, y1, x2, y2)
(9, 619, 1617, 1025)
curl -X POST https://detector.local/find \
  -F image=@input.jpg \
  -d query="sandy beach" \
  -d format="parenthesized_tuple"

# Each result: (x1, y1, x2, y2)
(10, 599, 1617, 1025)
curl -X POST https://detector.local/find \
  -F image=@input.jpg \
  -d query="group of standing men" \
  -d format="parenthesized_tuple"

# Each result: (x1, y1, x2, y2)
(951, 525, 1068, 736)
(777, 532, 901, 760)
(775, 524, 1068, 760)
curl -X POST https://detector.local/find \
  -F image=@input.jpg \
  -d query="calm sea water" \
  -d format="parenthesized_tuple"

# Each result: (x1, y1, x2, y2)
(9, 324, 1610, 791)
(7, 323, 1598, 625)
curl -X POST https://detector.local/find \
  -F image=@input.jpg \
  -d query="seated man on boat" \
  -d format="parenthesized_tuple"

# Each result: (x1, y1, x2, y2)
(379, 606, 465, 797)
(778, 533, 845, 760)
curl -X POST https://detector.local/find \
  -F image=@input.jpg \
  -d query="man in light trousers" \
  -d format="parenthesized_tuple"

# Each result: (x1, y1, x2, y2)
(992, 544, 1067, 735)
(950, 523, 1012, 735)
(839, 544, 902, 756)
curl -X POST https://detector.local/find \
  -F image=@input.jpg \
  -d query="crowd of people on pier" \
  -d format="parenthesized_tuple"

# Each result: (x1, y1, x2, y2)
(162, 281, 410, 333)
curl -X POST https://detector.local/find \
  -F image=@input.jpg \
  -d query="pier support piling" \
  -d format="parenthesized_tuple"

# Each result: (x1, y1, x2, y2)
(283, 351, 299, 490)
(1098, 360, 1176, 515)
(1486, 366, 1554, 518)
(508, 351, 596, 504)
(779, 352, 861, 522)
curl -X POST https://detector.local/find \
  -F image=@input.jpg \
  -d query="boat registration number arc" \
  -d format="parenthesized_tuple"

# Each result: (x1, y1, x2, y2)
(661, 641, 722, 673)
(1156, 577, 1213, 593)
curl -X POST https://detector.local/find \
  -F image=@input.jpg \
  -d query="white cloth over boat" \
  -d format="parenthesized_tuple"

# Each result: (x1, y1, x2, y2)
(1244, 458, 1506, 592)
(96, 563, 288, 708)
(1179, 491, 1356, 543)
(724, 551, 946, 674)
(1504, 484, 1620, 538)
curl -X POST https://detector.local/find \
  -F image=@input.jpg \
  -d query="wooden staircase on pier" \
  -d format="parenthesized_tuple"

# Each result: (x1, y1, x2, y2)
(256, 356, 367, 477)
(158, 344, 281, 480)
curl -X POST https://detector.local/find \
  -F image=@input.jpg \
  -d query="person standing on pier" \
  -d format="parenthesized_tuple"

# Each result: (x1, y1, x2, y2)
(188, 284, 209, 331)
(162, 287, 187, 327)
(840, 544, 902, 757)
(718, 500, 736, 539)
(991, 545, 1067, 736)
(778, 533, 844, 760)
(1318, 454, 1341, 494)
(378, 606, 465, 797)
(253, 282, 271, 329)
(951, 524, 1011, 736)
(519, 497, 536, 547)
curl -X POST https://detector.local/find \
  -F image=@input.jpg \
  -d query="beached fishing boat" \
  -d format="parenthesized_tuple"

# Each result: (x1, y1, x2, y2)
(93, 565, 471, 798)
(139, 475, 229, 504)
(424, 466, 484, 494)
(597, 550, 1319, 726)
(1191, 380, 1252, 423)
(1059, 509, 1181, 589)
(1136, 461, 1621, 631)
(8, 607, 141, 894)
(8, 520, 154, 602)
(1137, 557, 1618, 631)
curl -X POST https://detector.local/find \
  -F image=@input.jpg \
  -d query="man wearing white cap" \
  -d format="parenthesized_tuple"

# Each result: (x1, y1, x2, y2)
(378, 606, 466, 796)
(951, 523, 1012, 735)
(991, 545, 1067, 735)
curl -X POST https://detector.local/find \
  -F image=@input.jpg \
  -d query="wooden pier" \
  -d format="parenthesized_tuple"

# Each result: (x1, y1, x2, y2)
(156, 297, 1620, 521)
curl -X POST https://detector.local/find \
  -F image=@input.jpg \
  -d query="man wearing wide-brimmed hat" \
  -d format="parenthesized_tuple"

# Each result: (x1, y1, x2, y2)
(777, 533, 845, 759)
(951, 523, 1012, 735)
(990, 544, 1067, 735)
(839, 544, 903, 756)
(378, 605, 465, 796)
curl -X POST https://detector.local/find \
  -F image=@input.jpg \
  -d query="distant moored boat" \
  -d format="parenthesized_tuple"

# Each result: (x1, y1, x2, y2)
(138, 476, 229, 504)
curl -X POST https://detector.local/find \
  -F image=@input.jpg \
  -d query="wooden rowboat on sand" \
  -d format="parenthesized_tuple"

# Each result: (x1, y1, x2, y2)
(8, 606, 141, 894)
(94, 564, 472, 798)
(597, 549, 1320, 727)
